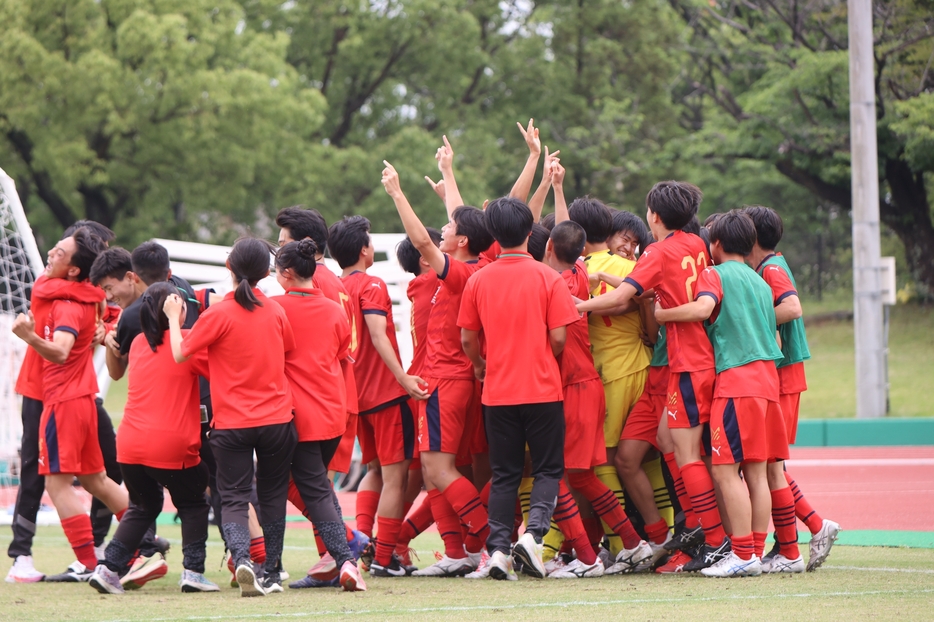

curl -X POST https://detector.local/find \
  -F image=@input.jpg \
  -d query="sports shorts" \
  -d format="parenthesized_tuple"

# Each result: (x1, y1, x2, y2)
(602, 368, 648, 448)
(708, 397, 789, 465)
(358, 400, 416, 466)
(779, 392, 800, 445)
(39, 395, 103, 476)
(328, 411, 357, 474)
(665, 368, 716, 430)
(417, 377, 481, 455)
(562, 378, 606, 470)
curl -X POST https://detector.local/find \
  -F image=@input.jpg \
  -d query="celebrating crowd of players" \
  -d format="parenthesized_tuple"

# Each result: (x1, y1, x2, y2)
(6, 120, 839, 596)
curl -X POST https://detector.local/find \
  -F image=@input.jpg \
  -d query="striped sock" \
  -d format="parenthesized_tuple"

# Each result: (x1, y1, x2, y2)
(643, 457, 674, 527)
(594, 465, 626, 555)
(732, 533, 755, 561)
(568, 469, 641, 549)
(663, 452, 698, 529)
(680, 461, 726, 546)
(428, 489, 466, 559)
(542, 516, 564, 562)
(441, 476, 488, 554)
(397, 497, 434, 550)
(784, 470, 823, 534)
(771, 487, 800, 559)
(249, 536, 266, 565)
(644, 518, 671, 545)
(374, 516, 402, 566)
(552, 481, 597, 564)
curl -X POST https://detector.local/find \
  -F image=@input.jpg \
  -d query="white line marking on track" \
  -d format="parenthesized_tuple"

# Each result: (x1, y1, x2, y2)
(825, 565, 934, 574)
(789, 459, 934, 467)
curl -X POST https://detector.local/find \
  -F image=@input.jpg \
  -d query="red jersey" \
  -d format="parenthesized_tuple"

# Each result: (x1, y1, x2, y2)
(479, 240, 502, 266)
(624, 230, 715, 373)
(757, 258, 808, 395)
(180, 289, 295, 429)
(314, 263, 360, 415)
(118, 330, 209, 469)
(15, 276, 104, 401)
(273, 288, 350, 442)
(458, 253, 580, 406)
(558, 260, 601, 387)
(424, 256, 481, 380)
(341, 271, 408, 414)
(406, 271, 438, 376)
(40, 292, 104, 404)
(101, 303, 121, 335)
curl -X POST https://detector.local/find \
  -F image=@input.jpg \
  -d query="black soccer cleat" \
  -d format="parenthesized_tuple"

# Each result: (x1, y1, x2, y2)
(683, 536, 732, 572)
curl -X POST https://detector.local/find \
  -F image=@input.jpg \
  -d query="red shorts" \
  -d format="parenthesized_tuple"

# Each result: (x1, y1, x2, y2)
(779, 392, 800, 444)
(620, 390, 665, 448)
(563, 378, 606, 470)
(358, 401, 416, 466)
(666, 368, 715, 429)
(39, 395, 103, 476)
(417, 378, 481, 455)
(328, 411, 357, 474)
(708, 397, 789, 465)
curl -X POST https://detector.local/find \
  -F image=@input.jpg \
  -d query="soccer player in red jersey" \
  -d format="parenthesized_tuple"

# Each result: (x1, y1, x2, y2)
(382, 162, 494, 577)
(328, 215, 427, 578)
(165, 237, 297, 596)
(458, 197, 581, 580)
(576, 181, 730, 571)
(87, 282, 218, 594)
(271, 239, 367, 592)
(656, 210, 788, 577)
(11, 228, 130, 581)
(745, 205, 839, 572)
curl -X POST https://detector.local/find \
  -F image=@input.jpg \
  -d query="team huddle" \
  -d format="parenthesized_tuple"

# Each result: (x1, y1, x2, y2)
(7, 121, 839, 596)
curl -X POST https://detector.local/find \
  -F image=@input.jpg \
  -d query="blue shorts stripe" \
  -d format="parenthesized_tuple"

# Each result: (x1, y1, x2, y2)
(400, 401, 416, 460)
(45, 409, 60, 473)
(723, 398, 744, 463)
(679, 372, 701, 428)
(426, 388, 442, 452)
(701, 422, 712, 457)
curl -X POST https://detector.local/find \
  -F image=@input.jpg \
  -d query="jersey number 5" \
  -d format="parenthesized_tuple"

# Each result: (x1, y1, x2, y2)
(681, 253, 708, 301)
(338, 292, 359, 353)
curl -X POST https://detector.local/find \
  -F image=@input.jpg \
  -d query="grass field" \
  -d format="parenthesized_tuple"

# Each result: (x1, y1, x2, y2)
(2, 526, 933, 622)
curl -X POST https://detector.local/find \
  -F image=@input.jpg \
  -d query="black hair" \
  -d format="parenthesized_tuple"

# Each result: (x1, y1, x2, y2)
(70, 227, 106, 282)
(451, 206, 494, 256)
(610, 210, 652, 253)
(89, 247, 133, 286)
(228, 237, 273, 311)
(528, 223, 550, 262)
(699, 227, 712, 256)
(276, 239, 319, 280)
(63, 220, 115, 243)
(276, 206, 328, 251)
(327, 216, 371, 269)
(568, 197, 612, 244)
(550, 220, 587, 265)
(541, 213, 556, 231)
(683, 215, 702, 236)
(131, 241, 171, 286)
(742, 205, 783, 251)
(708, 209, 757, 256)
(703, 213, 723, 229)
(395, 228, 441, 275)
(484, 197, 534, 249)
(645, 181, 702, 230)
(139, 282, 177, 352)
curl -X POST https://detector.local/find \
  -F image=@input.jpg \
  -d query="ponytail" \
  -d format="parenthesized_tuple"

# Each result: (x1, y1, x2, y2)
(228, 237, 274, 311)
(234, 277, 261, 311)
(139, 282, 176, 352)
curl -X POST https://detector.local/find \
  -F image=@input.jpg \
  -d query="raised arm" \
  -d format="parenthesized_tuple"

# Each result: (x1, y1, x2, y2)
(654, 296, 716, 324)
(509, 118, 542, 202)
(436, 135, 465, 219)
(552, 161, 569, 223)
(528, 146, 560, 223)
(382, 161, 446, 275)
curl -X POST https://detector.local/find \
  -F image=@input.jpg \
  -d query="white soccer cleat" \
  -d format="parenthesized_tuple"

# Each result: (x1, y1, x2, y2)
(464, 550, 491, 579)
(236, 563, 266, 597)
(5, 555, 45, 583)
(411, 554, 475, 577)
(761, 553, 805, 574)
(512, 533, 546, 578)
(605, 540, 653, 575)
(489, 550, 518, 581)
(700, 551, 762, 578)
(544, 554, 569, 576)
(649, 533, 673, 564)
(807, 519, 840, 572)
(547, 558, 605, 579)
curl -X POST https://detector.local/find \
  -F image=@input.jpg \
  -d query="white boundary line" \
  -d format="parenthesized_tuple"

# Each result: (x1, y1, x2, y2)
(788, 459, 934, 467)
(825, 565, 934, 574)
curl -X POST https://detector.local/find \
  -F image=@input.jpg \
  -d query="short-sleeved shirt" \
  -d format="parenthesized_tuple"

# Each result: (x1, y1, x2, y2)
(313, 263, 360, 415)
(457, 252, 581, 406)
(118, 330, 209, 469)
(273, 288, 350, 442)
(180, 289, 295, 429)
(559, 260, 601, 387)
(115, 297, 144, 356)
(424, 256, 481, 380)
(41, 297, 101, 404)
(624, 230, 715, 373)
(342, 271, 408, 414)
(757, 254, 809, 394)
(406, 271, 438, 377)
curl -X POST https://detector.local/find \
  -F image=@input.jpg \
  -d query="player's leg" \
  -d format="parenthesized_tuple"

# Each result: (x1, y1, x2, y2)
(355, 414, 382, 539)
(252, 422, 298, 592)
(89, 398, 120, 552)
(6, 397, 46, 582)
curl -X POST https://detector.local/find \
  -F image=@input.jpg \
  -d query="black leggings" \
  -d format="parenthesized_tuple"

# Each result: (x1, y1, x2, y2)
(104, 462, 210, 573)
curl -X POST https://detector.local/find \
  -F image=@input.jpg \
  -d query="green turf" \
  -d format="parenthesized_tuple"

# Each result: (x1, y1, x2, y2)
(2, 526, 934, 622)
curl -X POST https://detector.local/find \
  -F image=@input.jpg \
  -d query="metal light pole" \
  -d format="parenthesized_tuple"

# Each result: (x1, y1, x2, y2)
(848, 0, 886, 418)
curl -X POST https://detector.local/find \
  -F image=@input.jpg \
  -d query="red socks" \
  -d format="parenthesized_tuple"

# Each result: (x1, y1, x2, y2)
(250, 536, 266, 564)
(644, 518, 670, 546)
(582, 516, 604, 554)
(61, 514, 97, 569)
(374, 516, 402, 566)
(753, 531, 767, 558)
(397, 497, 435, 550)
(732, 533, 755, 561)
(680, 461, 727, 546)
(553, 481, 597, 564)
(428, 489, 467, 559)
(479, 480, 491, 508)
(442, 477, 489, 554)
(567, 470, 641, 549)
(784, 471, 824, 534)
(355, 490, 380, 538)
(664, 452, 698, 529)
(771, 487, 801, 559)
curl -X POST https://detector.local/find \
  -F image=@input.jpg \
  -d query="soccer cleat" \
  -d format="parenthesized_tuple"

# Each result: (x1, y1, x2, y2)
(121, 553, 168, 589)
(544, 553, 572, 576)
(369, 556, 407, 577)
(179, 569, 221, 592)
(489, 550, 518, 581)
(5, 555, 45, 583)
(358, 539, 376, 572)
(683, 537, 732, 572)
(89, 565, 124, 594)
(348, 530, 370, 560)
(547, 558, 605, 579)
(649, 532, 673, 564)
(464, 550, 491, 579)
(807, 519, 840, 572)
(289, 574, 340, 588)
(45, 561, 93, 583)
(605, 541, 653, 575)
(339, 560, 367, 592)
(512, 533, 546, 579)
(761, 553, 805, 574)
(597, 546, 613, 569)
(761, 538, 780, 565)
(308, 552, 338, 581)
(261, 573, 283, 594)
(236, 563, 266, 597)
(412, 554, 474, 577)
(397, 546, 419, 569)
(466, 549, 485, 570)
(700, 551, 762, 577)
(655, 550, 693, 574)
(664, 524, 704, 552)
(153, 534, 172, 556)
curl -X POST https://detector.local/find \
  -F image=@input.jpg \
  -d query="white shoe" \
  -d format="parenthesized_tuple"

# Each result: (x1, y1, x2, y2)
(489, 550, 518, 581)
(89, 564, 125, 594)
(464, 551, 491, 579)
(605, 540, 653, 574)
(236, 564, 266, 597)
(466, 549, 484, 570)
(807, 519, 840, 571)
(548, 558, 604, 579)
(762, 553, 805, 574)
(179, 569, 221, 592)
(512, 533, 546, 578)
(597, 546, 613, 568)
(700, 551, 762, 577)
(6, 555, 45, 583)
(412, 555, 475, 577)
(94, 543, 106, 562)
(544, 554, 569, 576)
(649, 533, 673, 564)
